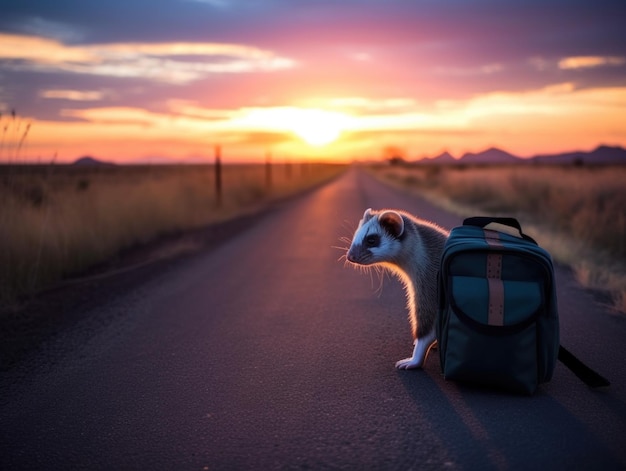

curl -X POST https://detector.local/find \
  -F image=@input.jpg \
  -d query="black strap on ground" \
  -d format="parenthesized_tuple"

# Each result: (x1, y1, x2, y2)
(558, 345, 611, 388)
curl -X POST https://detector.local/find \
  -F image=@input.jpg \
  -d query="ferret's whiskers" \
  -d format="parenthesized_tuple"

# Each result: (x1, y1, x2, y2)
(341, 219, 356, 234)
(337, 218, 385, 296)
(374, 266, 386, 297)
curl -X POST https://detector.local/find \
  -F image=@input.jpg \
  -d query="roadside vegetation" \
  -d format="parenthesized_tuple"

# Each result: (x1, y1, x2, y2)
(1, 162, 345, 305)
(0, 111, 346, 306)
(367, 162, 626, 313)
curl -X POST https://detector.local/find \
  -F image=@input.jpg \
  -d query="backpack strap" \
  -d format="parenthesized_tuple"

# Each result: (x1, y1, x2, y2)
(463, 216, 537, 244)
(558, 345, 611, 388)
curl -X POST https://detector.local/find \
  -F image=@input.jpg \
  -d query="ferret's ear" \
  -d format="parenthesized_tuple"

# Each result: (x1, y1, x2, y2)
(378, 211, 404, 238)
(358, 208, 373, 227)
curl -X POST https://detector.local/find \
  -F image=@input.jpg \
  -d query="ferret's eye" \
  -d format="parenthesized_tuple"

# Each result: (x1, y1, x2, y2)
(365, 234, 380, 247)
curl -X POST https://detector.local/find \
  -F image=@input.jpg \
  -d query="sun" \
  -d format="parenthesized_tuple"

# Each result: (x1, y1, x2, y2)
(236, 106, 351, 148)
(288, 109, 347, 147)
(294, 123, 340, 147)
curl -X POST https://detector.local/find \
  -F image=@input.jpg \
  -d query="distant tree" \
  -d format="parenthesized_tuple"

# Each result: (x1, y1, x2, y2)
(384, 146, 406, 165)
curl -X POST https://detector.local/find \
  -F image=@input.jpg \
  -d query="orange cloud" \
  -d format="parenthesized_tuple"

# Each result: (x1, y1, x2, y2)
(0, 33, 95, 63)
(558, 56, 626, 70)
(40, 89, 105, 101)
(0, 33, 297, 84)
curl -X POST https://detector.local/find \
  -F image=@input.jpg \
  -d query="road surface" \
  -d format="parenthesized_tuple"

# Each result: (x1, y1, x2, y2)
(2, 168, 626, 470)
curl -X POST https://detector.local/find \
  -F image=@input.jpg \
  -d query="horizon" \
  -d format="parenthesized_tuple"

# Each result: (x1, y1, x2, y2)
(1, 1, 625, 164)
(1, 142, 620, 167)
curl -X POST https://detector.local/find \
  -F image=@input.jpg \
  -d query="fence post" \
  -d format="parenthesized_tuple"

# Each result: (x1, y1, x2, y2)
(214, 145, 222, 207)
(285, 158, 292, 179)
(265, 151, 272, 191)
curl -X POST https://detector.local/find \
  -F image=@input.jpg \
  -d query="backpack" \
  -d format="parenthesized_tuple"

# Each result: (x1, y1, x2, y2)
(436, 216, 610, 394)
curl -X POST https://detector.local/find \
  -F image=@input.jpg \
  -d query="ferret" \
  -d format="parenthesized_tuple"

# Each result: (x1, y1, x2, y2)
(346, 208, 449, 369)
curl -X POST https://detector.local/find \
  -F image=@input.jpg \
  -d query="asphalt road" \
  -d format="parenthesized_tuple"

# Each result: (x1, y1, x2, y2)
(1, 168, 626, 470)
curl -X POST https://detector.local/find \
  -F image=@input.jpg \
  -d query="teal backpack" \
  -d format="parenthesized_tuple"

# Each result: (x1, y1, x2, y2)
(437, 217, 610, 394)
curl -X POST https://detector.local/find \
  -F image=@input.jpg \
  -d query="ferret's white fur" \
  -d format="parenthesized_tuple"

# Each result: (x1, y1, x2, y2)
(346, 208, 448, 369)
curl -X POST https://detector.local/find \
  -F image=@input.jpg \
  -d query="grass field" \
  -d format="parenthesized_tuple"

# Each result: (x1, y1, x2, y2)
(367, 163, 626, 313)
(0, 162, 346, 306)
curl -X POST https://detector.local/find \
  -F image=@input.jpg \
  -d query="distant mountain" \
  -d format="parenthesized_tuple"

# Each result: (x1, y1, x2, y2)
(532, 145, 626, 165)
(459, 147, 520, 164)
(426, 151, 457, 164)
(415, 144, 626, 165)
(72, 156, 115, 167)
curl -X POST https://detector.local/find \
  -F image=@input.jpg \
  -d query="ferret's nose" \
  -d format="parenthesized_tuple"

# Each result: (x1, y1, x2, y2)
(347, 251, 355, 263)
(346, 246, 361, 263)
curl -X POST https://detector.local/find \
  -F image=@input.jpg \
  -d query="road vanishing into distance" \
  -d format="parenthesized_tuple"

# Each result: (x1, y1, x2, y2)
(2, 168, 626, 470)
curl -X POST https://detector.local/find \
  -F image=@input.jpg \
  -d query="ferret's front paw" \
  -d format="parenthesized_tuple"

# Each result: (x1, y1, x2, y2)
(395, 336, 436, 370)
(395, 357, 423, 370)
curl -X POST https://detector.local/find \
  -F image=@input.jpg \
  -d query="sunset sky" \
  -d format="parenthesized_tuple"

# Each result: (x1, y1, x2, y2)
(1, 0, 625, 163)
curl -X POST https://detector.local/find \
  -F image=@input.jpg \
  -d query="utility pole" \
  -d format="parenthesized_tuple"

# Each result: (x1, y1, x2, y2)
(214, 145, 222, 207)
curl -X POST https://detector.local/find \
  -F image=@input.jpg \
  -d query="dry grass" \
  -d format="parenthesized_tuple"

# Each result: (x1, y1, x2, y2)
(0, 162, 346, 305)
(368, 163, 626, 313)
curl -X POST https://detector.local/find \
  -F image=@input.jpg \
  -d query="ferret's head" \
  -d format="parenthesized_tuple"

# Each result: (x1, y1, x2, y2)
(346, 208, 405, 266)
